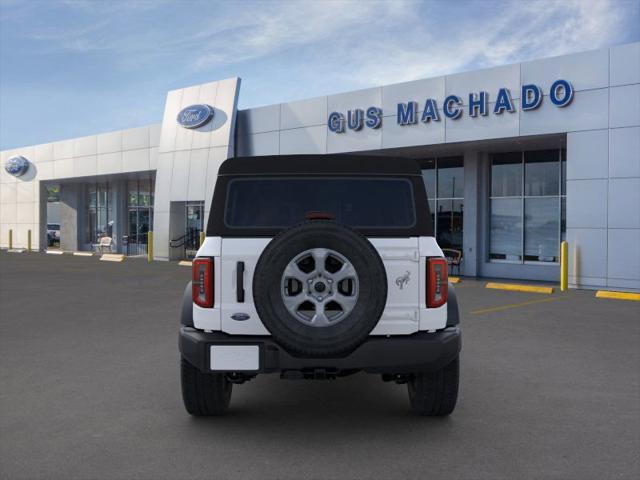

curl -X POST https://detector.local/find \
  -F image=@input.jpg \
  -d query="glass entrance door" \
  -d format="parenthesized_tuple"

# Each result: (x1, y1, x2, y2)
(85, 182, 114, 252)
(126, 209, 151, 255)
(185, 202, 204, 259)
(125, 178, 154, 256)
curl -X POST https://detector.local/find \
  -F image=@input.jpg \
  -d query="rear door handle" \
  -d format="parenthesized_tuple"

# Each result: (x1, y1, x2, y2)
(236, 261, 245, 302)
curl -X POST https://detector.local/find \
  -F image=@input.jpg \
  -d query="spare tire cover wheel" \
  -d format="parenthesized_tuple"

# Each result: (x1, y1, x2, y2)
(253, 221, 387, 357)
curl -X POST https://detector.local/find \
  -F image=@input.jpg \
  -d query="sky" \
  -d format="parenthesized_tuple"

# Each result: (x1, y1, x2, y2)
(1, 0, 639, 150)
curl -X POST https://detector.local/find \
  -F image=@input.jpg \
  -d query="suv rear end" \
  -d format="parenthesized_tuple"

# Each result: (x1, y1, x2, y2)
(179, 155, 461, 416)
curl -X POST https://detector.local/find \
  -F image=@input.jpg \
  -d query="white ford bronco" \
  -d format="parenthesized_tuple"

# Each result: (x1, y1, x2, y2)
(179, 155, 461, 416)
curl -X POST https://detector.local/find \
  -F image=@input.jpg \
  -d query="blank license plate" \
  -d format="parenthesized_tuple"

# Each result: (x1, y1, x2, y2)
(210, 345, 259, 371)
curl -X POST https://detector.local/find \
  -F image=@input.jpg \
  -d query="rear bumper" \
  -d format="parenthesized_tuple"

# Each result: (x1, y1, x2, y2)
(179, 326, 461, 374)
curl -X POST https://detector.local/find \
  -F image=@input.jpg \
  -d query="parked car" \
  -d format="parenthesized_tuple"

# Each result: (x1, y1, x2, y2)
(179, 155, 461, 416)
(47, 223, 60, 246)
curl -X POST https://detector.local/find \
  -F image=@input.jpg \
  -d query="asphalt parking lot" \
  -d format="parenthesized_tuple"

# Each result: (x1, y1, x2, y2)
(0, 251, 638, 480)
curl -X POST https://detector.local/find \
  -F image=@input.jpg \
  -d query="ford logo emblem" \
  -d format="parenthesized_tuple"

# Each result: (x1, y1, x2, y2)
(176, 104, 214, 129)
(231, 313, 250, 321)
(5, 156, 30, 177)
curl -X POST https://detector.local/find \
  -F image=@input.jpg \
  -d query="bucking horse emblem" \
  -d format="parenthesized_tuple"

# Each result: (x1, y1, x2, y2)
(395, 270, 411, 290)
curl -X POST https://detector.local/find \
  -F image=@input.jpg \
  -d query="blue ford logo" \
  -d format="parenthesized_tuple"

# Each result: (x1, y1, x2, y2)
(231, 313, 250, 321)
(5, 156, 29, 177)
(176, 104, 214, 129)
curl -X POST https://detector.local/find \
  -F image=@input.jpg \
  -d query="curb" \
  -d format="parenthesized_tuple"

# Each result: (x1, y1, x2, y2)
(100, 253, 125, 262)
(485, 282, 554, 294)
(595, 290, 640, 302)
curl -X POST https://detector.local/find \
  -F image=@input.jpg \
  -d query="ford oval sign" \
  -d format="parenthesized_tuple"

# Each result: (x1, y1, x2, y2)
(5, 156, 30, 177)
(176, 104, 214, 129)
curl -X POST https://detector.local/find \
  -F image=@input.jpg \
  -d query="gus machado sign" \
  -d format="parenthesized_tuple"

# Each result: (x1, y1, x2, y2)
(327, 79, 573, 133)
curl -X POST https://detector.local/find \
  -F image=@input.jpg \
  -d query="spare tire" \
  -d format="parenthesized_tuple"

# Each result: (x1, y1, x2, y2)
(253, 221, 387, 357)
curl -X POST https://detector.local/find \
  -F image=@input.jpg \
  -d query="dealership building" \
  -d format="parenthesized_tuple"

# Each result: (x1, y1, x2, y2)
(1, 43, 639, 291)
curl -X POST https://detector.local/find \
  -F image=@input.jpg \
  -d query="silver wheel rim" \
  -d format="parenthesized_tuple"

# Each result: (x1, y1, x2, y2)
(281, 248, 359, 327)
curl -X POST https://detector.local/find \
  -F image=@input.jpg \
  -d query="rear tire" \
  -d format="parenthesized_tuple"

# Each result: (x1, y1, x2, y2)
(407, 356, 459, 416)
(181, 358, 232, 416)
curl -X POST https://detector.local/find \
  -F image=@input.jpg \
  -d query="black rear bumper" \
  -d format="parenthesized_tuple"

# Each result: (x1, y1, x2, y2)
(179, 326, 461, 375)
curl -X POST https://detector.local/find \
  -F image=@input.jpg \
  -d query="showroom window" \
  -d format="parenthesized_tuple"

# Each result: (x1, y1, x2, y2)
(421, 157, 464, 250)
(489, 149, 566, 263)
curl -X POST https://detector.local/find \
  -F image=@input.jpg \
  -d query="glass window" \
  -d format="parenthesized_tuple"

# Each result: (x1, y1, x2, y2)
(490, 198, 523, 261)
(88, 185, 97, 209)
(139, 179, 152, 207)
(128, 180, 138, 206)
(86, 182, 112, 243)
(225, 177, 416, 229)
(128, 210, 138, 243)
(138, 210, 150, 235)
(125, 177, 155, 255)
(561, 149, 566, 196)
(489, 149, 566, 263)
(46, 185, 60, 202)
(428, 198, 436, 233)
(421, 156, 464, 251)
(422, 159, 436, 200)
(524, 198, 559, 262)
(491, 152, 522, 197)
(561, 197, 566, 242)
(181, 202, 204, 253)
(87, 211, 96, 244)
(525, 150, 559, 196)
(436, 199, 464, 250)
(437, 157, 464, 198)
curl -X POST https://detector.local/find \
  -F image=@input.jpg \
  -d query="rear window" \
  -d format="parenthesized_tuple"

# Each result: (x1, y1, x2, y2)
(224, 177, 416, 229)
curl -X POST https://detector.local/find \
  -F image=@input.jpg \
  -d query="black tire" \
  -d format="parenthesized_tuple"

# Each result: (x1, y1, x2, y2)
(253, 221, 387, 357)
(181, 358, 232, 416)
(407, 356, 459, 416)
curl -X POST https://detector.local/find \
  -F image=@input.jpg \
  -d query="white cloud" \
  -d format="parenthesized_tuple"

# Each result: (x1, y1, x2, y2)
(11, 0, 631, 78)
(1, 0, 637, 148)
(189, 1, 410, 70)
(329, 0, 628, 88)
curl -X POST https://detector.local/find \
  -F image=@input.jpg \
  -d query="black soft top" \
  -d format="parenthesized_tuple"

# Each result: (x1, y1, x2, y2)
(208, 154, 432, 237)
(218, 155, 422, 176)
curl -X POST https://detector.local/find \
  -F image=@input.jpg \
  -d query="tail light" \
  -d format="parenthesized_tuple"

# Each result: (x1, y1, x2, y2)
(192, 258, 214, 308)
(427, 257, 448, 308)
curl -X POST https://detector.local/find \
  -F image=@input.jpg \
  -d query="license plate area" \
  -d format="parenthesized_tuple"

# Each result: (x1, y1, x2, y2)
(210, 345, 259, 371)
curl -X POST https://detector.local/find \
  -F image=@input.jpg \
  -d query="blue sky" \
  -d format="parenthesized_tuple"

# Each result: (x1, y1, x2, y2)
(1, 0, 639, 149)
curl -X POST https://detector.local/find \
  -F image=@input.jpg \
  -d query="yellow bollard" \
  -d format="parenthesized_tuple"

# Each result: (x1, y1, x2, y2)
(147, 231, 153, 262)
(8, 229, 12, 250)
(560, 241, 568, 292)
(28, 229, 32, 252)
(199, 231, 205, 247)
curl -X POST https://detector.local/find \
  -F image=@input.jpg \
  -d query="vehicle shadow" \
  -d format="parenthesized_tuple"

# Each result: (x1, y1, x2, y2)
(180, 372, 456, 441)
